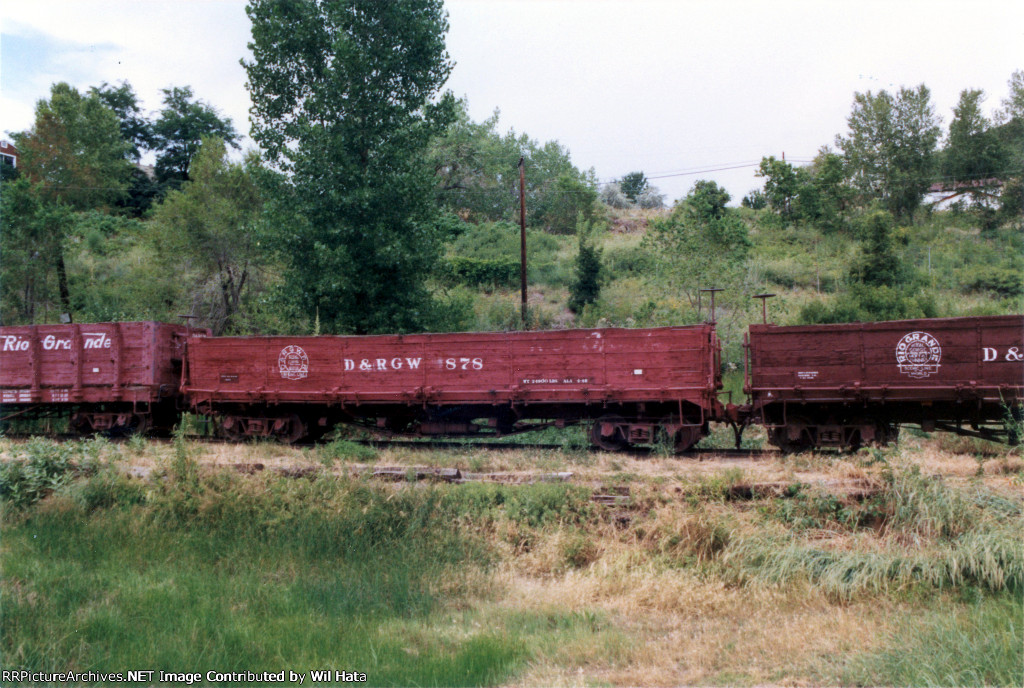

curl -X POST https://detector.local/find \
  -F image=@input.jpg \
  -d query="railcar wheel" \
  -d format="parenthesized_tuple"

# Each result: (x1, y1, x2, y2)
(275, 414, 307, 444)
(848, 418, 897, 450)
(70, 413, 93, 437)
(656, 416, 703, 453)
(769, 416, 814, 453)
(673, 425, 703, 453)
(219, 416, 246, 441)
(125, 413, 149, 436)
(590, 416, 627, 452)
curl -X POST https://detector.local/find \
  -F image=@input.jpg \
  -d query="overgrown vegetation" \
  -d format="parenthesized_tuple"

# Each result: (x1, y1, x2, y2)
(2, 435, 1021, 685)
(5, 58, 1021, 338)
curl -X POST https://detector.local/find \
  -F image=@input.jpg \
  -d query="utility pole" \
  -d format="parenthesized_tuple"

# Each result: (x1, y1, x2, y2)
(518, 157, 527, 329)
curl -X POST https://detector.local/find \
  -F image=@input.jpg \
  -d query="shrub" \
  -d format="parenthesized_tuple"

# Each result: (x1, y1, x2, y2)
(441, 256, 520, 289)
(561, 530, 600, 568)
(449, 221, 560, 262)
(318, 439, 378, 463)
(799, 284, 936, 324)
(503, 483, 594, 527)
(600, 183, 631, 209)
(0, 438, 76, 508)
(439, 482, 595, 528)
(961, 266, 1023, 297)
(75, 465, 147, 511)
(636, 187, 665, 209)
(602, 244, 654, 277)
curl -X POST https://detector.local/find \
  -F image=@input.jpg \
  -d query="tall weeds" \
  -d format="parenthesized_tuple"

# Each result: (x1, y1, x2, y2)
(722, 467, 1023, 598)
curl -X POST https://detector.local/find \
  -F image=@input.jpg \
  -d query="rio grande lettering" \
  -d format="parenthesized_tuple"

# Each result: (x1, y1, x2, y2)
(1, 333, 111, 352)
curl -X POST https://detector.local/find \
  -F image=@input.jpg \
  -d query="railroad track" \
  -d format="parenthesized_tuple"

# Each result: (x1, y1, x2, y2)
(1, 432, 777, 459)
(345, 439, 777, 459)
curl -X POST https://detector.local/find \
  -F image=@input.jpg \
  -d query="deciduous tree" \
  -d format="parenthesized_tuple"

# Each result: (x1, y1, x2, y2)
(995, 69, 1024, 124)
(645, 180, 755, 361)
(943, 89, 1007, 190)
(90, 81, 154, 162)
(0, 177, 70, 323)
(645, 180, 750, 310)
(10, 82, 131, 321)
(994, 71, 1024, 180)
(836, 84, 941, 221)
(244, 0, 456, 334)
(619, 171, 648, 203)
(756, 156, 800, 219)
(152, 86, 239, 188)
(149, 138, 266, 334)
(428, 101, 597, 231)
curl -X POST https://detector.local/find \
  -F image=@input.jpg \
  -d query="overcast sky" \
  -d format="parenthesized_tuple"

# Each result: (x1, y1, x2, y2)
(2, 0, 1022, 203)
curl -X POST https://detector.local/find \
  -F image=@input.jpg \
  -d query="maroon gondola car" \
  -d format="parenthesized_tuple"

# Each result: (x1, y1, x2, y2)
(183, 325, 723, 450)
(745, 315, 1024, 450)
(0, 322, 193, 434)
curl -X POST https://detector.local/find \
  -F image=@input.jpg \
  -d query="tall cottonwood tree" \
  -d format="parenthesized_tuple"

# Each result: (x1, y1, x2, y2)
(836, 84, 941, 221)
(90, 81, 154, 162)
(90, 80, 164, 216)
(994, 70, 1024, 179)
(995, 69, 1024, 125)
(244, 0, 456, 334)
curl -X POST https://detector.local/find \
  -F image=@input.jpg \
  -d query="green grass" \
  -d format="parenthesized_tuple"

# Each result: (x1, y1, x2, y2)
(2, 470, 523, 686)
(841, 594, 1024, 687)
(0, 449, 613, 686)
(316, 437, 380, 463)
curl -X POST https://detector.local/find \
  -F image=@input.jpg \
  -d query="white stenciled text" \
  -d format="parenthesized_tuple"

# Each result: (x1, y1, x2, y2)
(983, 346, 1024, 362)
(444, 357, 484, 371)
(344, 357, 424, 372)
(2, 332, 110, 352)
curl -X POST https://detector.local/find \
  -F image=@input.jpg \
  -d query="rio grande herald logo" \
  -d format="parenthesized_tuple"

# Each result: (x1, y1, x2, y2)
(895, 331, 941, 379)
(278, 345, 309, 380)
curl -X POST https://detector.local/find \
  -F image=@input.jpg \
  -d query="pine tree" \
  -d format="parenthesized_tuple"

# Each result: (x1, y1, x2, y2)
(569, 222, 602, 313)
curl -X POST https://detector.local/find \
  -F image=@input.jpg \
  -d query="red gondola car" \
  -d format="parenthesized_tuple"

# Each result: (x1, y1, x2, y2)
(0, 322, 193, 434)
(745, 315, 1024, 450)
(182, 325, 723, 450)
